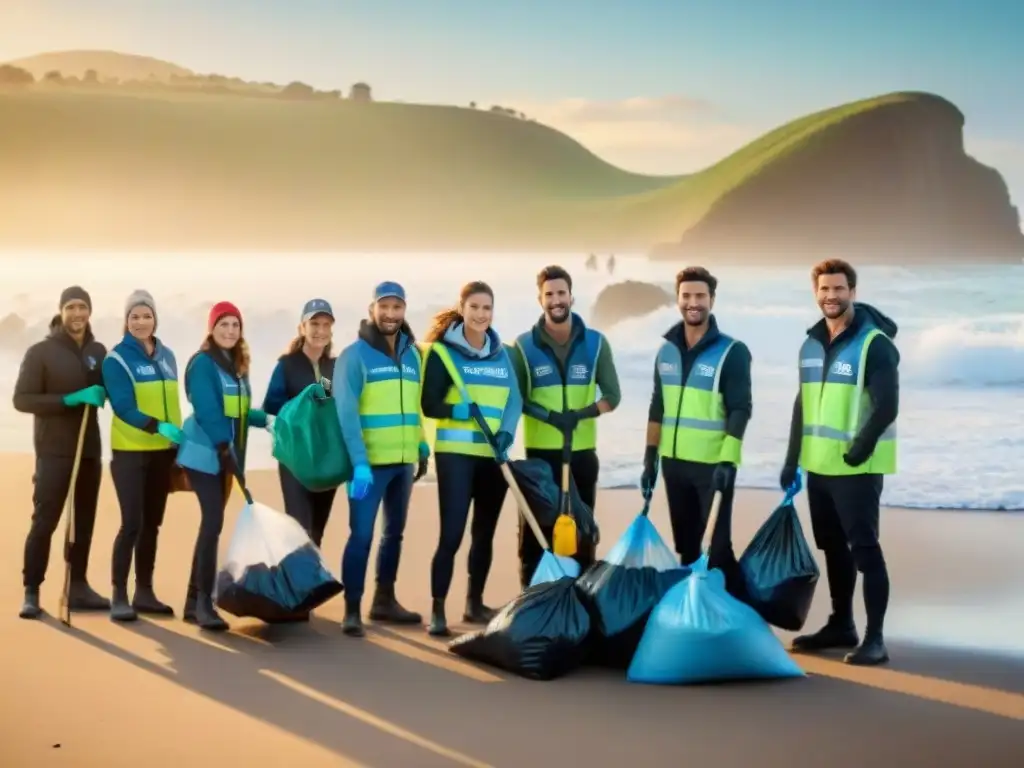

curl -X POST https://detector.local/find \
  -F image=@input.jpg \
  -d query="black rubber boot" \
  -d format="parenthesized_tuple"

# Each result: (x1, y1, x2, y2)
(67, 581, 111, 611)
(462, 595, 497, 625)
(132, 584, 174, 616)
(109, 586, 138, 623)
(845, 634, 890, 666)
(195, 593, 228, 631)
(19, 587, 42, 620)
(427, 598, 451, 637)
(369, 583, 422, 624)
(791, 615, 859, 652)
(342, 601, 365, 637)
(182, 586, 198, 623)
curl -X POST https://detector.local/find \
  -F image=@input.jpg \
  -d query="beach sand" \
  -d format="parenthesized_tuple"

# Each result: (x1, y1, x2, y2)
(1, 452, 1023, 767)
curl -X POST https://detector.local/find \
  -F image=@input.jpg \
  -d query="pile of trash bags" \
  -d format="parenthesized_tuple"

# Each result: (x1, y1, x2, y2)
(449, 483, 818, 685)
(215, 497, 343, 622)
(272, 381, 352, 492)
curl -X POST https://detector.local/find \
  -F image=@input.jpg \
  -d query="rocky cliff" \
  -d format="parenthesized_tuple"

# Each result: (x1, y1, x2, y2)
(589, 281, 674, 330)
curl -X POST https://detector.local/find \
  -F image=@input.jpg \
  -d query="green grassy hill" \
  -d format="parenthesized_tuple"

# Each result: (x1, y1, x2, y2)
(6, 50, 192, 81)
(0, 67, 1017, 254)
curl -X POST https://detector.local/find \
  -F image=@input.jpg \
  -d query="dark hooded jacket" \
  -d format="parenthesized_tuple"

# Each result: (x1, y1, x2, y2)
(12, 315, 107, 458)
(784, 302, 900, 469)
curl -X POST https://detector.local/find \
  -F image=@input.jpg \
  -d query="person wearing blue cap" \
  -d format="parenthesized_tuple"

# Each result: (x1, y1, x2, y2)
(334, 281, 429, 636)
(262, 299, 338, 556)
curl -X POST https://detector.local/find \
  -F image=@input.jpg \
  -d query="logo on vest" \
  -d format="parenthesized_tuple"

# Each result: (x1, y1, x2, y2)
(533, 364, 553, 378)
(696, 363, 715, 378)
(830, 361, 854, 377)
(86, 355, 97, 370)
(368, 365, 400, 375)
(658, 362, 678, 375)
(136, 364, 157, 377)
(462, 365, 508, 379)
(402, 364, 417, 377)
(800, 358, 824, 368)
(569, 364, 589, 379)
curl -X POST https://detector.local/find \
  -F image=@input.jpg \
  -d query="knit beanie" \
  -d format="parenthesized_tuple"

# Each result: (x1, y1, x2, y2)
(59, 285, 92, 311)
(208, 301, 242, 332)
(125, 289, 157, 322)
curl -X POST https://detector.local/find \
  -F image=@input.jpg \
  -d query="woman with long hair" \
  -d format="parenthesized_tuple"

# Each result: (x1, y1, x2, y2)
(103, 290, 184, 622)
(420, 281, 522, 637)
(176, 301, 271, 630)
(262, 298, 337, 548)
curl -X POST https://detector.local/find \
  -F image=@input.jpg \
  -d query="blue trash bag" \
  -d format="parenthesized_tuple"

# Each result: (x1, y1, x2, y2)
(738, 471, 820, 631)
(575, 507, 691, 668)
(627, 554, 805, 685)
(215, 499, 343, 622)
(448, 577, 591, 681)
(529, 550, 582, 588)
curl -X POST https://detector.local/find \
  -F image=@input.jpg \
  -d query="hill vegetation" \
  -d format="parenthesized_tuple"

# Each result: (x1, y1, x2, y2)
(0, 51, 1020, 259)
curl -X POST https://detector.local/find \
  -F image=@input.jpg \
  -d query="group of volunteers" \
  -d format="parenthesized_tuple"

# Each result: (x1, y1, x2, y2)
(12, 257, 898, 667)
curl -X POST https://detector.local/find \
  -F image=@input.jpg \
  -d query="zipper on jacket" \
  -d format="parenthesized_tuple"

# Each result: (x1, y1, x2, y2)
(397, 339, 407, 463)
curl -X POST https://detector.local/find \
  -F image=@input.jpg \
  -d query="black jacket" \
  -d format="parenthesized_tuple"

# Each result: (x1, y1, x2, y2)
(13, 316, 107, 459)
(784, 302, 900, 468)
(262, 348, 337, 416)
(648, 315, 753, 451)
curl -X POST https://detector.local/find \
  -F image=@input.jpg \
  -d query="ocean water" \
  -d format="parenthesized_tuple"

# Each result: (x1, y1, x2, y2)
(0, 252, 1021, 511)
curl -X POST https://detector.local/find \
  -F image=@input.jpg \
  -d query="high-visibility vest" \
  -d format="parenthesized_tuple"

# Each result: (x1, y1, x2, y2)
(656, 334, 742, 465)
(516, 328, 602, 451)
(353, 338, 422, 465)
(799, 323, 897, 476)
(107, 342, 182, 451)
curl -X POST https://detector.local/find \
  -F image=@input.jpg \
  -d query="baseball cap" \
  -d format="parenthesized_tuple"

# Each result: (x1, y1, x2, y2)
(373, 281, 406, 304)
(301, 298, 335, 323)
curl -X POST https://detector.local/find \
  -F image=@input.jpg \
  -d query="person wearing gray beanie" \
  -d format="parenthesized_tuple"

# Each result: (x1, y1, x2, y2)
(124, 289, 157, 329)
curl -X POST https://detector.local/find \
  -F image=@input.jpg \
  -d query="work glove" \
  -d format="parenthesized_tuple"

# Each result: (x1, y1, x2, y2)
(640, 445, 659, 499)
(414, 441, 430, 482)
(546, 409, 580, 435)
(711, 462, 737, 493)
(843, 444, 870, 467)
(494, 431, 514, 462)
(349, 463, 373, 500)
(156, 422, 184, 444)
(63, 384, 106, 409)
(779, 464, 799, 492)
(216, 443, 238, 477)
(451, 402, 471, 421)
(248, 408, 271, 429)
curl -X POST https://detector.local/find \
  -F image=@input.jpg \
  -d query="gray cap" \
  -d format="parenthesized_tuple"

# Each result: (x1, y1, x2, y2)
(125, 289, 156, 319)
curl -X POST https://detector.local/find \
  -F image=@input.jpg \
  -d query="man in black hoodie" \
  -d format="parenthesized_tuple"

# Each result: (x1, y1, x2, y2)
(641, 267, 753, 566)
(783, 259, 899, 667)
(13, 286, 110, 618)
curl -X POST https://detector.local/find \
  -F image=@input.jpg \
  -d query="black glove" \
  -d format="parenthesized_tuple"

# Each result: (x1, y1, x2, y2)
(779, 464, 798, 491)
(711, 462, 737, 493)
(546, 409, 580, 434)
(843, 444, 870, 467)
(414, 456, 428, 482)
(640, 445, 659, 498)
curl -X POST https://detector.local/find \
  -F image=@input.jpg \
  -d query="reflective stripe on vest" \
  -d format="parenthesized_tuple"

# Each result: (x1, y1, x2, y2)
(425, 342, 512, 458)
(799, 324, 897, 476)
(656, 334, 742, 465)
(108, 348, 183, 451)
(517, 328, 602, 451)
(356, 339, 422, 465)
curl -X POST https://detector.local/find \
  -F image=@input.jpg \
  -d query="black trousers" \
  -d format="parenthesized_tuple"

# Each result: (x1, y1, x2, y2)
(518, 448, 600, 588)
(430, 452, 508, 600)
(23, 455, 103, 588)
(278, 464, 336, 548)
(109, 449, 176, 590)
(185, 469, 232, 597)
(662, 457, 735, 567)
(807, 472, 889, 635)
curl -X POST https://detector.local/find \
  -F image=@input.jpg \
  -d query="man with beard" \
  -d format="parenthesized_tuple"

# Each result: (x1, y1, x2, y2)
(640, 267, 752, 567)
(13, 286, 111, 618)
(335, 281, 427, 636)
(509, 265, 621, 587)
(784, 259, 899, 666)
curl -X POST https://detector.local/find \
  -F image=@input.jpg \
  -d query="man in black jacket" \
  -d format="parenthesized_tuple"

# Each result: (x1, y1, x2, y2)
(13, 286, 111, 618)
(783, 259, 899, 666)
(640, 267, 753, 566)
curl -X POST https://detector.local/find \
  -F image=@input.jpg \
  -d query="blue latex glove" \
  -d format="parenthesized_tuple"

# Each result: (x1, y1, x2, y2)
(156, 422, 184, 444)
(414, 441, 430, 482)
(451, 402, 471, 421)
(63, 385, 106, 409)
(494, 431, 513, 462)
(349, 463, 373, 500)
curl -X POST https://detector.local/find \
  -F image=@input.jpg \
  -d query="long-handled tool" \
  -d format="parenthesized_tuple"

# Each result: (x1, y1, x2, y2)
(551, 437, 578, 557)
(59, 405, 91, 627)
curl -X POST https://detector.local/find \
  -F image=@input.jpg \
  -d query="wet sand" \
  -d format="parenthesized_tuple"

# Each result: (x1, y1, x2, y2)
(1, 452, 1023, 768)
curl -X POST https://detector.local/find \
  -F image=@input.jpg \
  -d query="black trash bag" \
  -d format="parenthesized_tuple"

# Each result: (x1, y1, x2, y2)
(448, 577, 591, 681)
(738, 495, 820, 631)
(507, 458, 599, 546)
(215, 500, 343, 623)
(575, 512, 690, 668)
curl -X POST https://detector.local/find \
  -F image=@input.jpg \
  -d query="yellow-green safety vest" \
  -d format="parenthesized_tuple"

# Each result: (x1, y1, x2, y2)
(107, 346, 183, 451)
(515, 328, 602, 451)
(799, 323, 897, 476)
(355, 338, 422, 465)
(656, 334, 742, 465)
(424, 342, 513, 458)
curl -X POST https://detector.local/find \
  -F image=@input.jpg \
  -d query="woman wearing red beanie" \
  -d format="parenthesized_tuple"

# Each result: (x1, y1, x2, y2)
(175, 301, 271, 630)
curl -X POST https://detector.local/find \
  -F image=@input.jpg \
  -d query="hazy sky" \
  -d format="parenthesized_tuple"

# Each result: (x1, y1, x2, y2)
(5, 0, 1022, 201)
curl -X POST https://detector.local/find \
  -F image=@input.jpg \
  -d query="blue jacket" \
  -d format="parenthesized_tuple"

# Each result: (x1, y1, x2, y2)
(102, 334, 177, 433)
(177, 347, 263, 475)
(335, 320, 421, 468)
